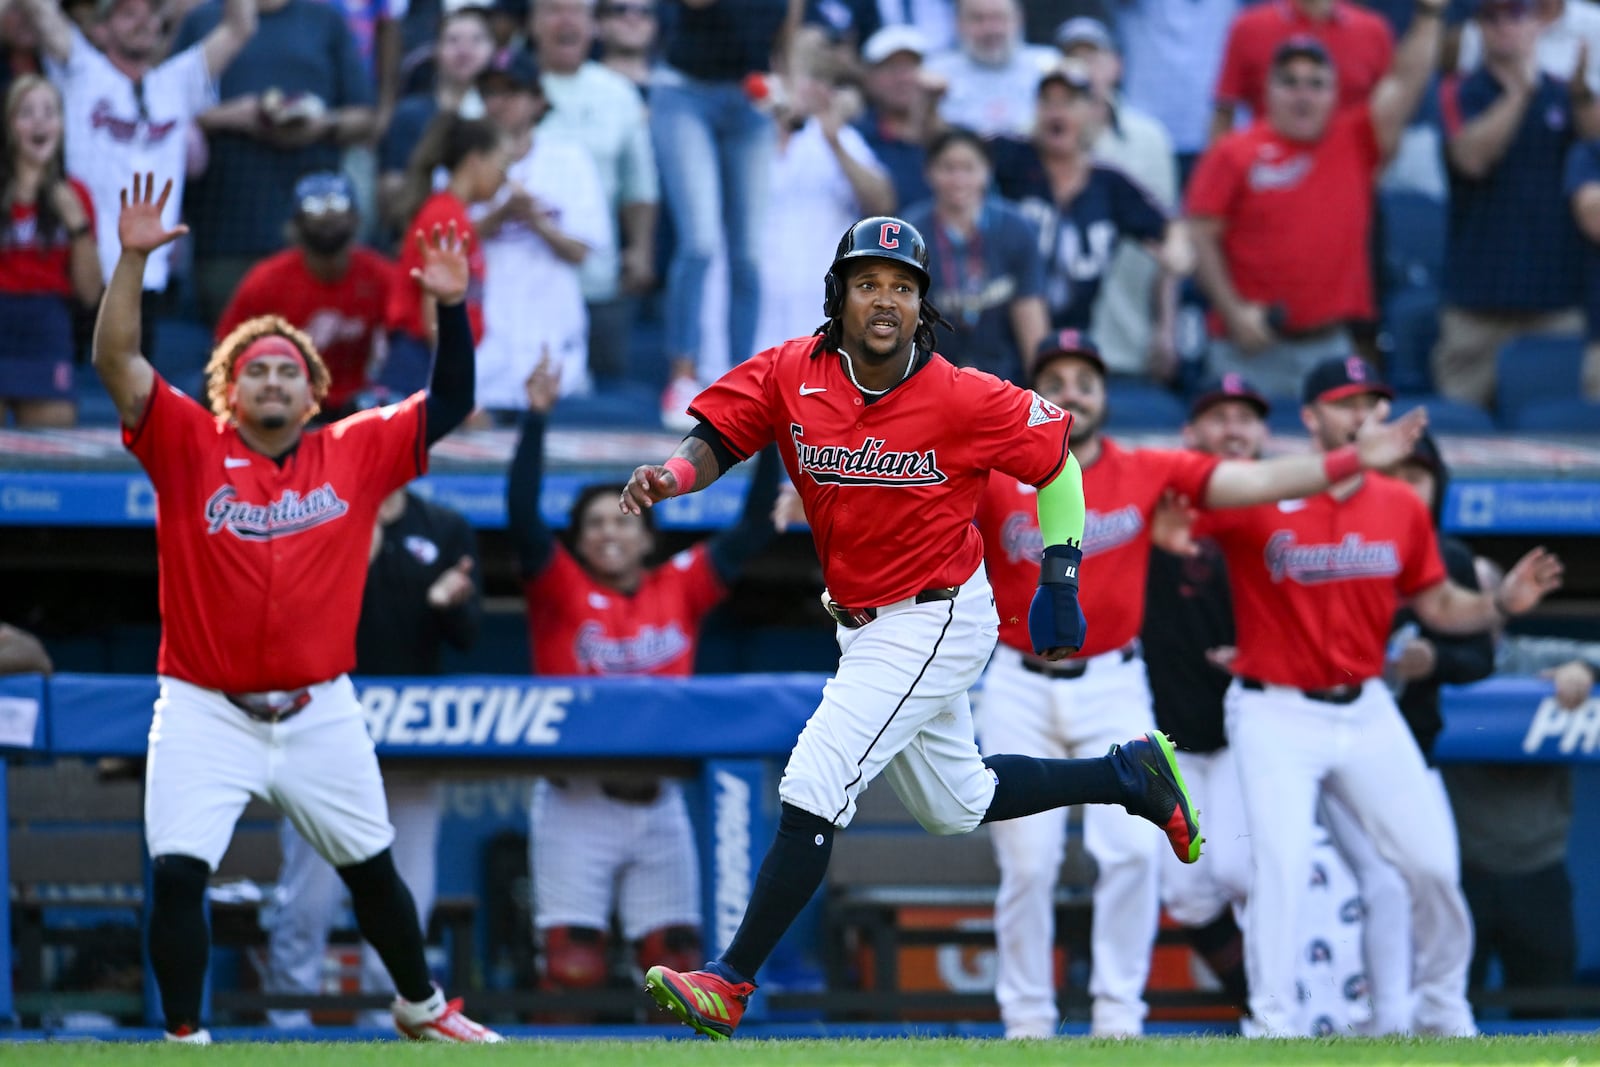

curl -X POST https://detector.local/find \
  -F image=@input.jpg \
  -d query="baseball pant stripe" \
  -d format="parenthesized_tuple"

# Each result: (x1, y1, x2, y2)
(830, 598, 957, 825)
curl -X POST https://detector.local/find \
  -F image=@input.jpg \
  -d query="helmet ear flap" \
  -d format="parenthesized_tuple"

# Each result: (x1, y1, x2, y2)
(823, 269, 842, 319)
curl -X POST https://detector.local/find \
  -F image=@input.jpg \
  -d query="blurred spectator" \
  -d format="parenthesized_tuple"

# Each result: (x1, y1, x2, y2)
(597, 0, 657, 91)
(385, 115, 504, 393)
(990, 64, 1187, 346)
(265, 485, 480, 1030)
(475, 50, 609, 410)
(533, 0, 660, 388)
(506, 358, 780, 1009)
(1442, 556, 1591, 1017)
(926, 0, 1056, 137)
(902, 126, 1046, 382)
(1563, 137, 1600, 398)
(176, 0, 378, 325)
(873, 0, 956, 53)
(1456, 0, 1600, 90)
(0, 620, 51, 673)
(0, 75, 101, 428)
(215, 172, 393, 419)
(29, 0, 256, 354)
(379, 3, 494, 237)
(753, 31, 893, 350)
(854, 24, 941, 211)
(487, 0, 528, 53)
(1210, 0, 1395, 143)
(804, 0, 881, 52)
(1187, 19, 1441, 402)
(1112, 0, 1238, 179)
(1060, 17, 1182, 381)
(650, 0, 795, 428)
(1435, 0, 1592, 408)
(0, 0, 43, 101)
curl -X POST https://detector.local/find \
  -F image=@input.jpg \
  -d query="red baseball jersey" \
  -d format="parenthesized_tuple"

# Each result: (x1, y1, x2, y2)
(1214, 0, 1393, 117)
(689, 337, 1073, 608)
(216, 247, 394, 413)
(1199, 475, 1446, 690)
(0, 178, 94, 296)
(977, 439, 1220, 658)
(1185, 106, 1381, 333)
(389, 191, 484, 342)
(125, 374, 428, 692)
(524, 543, 725, 675)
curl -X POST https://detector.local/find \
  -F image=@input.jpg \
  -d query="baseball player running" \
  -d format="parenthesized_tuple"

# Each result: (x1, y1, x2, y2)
(622, 216, 1201, 1041)
(507, 356, 780, 1004)
(1201, 355, 1564, 1037)
(93, 174, 499, 1043)
(974, 339, 1427, 1038)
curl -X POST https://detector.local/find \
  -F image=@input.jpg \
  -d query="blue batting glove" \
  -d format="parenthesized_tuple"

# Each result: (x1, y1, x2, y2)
(1028, 544, 1086, 657)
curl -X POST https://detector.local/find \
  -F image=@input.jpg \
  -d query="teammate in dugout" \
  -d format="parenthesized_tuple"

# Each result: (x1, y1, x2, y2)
(506, 354, 780, 1005)
(92, 174, 500, 1044)
(621, 215, 1201, 1041)
(1197, 355, 1564, 1037)
(972, 339, 1428, 1039)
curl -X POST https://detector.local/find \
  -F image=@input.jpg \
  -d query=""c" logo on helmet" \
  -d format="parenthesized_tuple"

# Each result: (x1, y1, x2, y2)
(878, 221, 900, 249)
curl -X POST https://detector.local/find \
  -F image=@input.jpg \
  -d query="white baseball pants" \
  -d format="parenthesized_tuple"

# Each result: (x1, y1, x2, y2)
(976, 643, 1163, 1038)
(1160, 745, 1250, 929)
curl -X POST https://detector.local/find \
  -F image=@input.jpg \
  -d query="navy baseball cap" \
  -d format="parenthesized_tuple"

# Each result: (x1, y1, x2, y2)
(1189, 373, 1270, 420)
(292, 172, 356, 216)
(1301, 355, 1394, 406)
(1031, 329, 1106, 385)
(1054, 17, 1115, 54)
(477, 49, 542, 94)
(1272, 35, 1333, 69)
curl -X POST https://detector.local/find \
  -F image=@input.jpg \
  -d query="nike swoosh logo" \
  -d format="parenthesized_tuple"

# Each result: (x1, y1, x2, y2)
(799, 384, 827, 396)
(224, 457, 251, 469)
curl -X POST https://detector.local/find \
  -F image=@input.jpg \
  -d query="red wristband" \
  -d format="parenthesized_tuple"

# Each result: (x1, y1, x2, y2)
(1322, 445, 1361, 484)
(663, 457, 697, 495)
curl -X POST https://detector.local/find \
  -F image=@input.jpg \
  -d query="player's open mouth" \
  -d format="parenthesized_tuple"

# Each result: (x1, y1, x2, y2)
(868, 318, 898, 335)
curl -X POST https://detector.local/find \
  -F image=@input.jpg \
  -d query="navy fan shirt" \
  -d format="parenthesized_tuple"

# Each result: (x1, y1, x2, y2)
(989, 137, 1168, 330)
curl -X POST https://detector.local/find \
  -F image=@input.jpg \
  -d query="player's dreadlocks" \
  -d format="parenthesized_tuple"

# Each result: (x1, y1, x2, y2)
(205, 315, 332, 419)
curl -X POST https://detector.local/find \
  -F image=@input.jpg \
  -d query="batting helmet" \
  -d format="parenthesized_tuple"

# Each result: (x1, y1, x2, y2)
(823, 216, 931, 319)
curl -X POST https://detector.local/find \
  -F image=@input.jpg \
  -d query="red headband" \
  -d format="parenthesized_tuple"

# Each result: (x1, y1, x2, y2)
(233, 335, 308, 382)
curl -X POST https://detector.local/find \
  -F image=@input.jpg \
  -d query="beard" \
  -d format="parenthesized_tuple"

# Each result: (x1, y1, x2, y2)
(258, 412, 290, 430)
(299, 224, 356, 256)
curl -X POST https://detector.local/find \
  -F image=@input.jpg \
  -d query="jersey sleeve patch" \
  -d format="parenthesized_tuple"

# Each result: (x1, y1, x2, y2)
(1027, 392, 1066, 427)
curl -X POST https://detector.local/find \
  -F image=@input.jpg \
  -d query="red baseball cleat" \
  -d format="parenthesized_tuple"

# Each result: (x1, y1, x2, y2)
(392, 986, 504, 1043)
(1112, 730, 1204, 863)
(644, 965, 755, 1040)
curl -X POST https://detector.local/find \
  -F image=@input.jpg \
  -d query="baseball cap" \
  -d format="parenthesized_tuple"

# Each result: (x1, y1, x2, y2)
(1301, 355, 1395, 406)
(1031, 329, 1106, 385)
(477, 50, 542, 94)
(1054, 17, 1115, 54)
(1272, 35, 1334, 69)
(1188, 373, 1271, 420)
(1037, 60, 1095, 96)
(292, 172, 356, 216)
(862, 24, 930, 65)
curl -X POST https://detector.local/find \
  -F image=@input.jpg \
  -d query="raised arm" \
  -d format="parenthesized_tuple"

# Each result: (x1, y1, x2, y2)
(506, 354, 560, 580)
(707, 444, 784, 583)
(16, 0, 72, 65)
(92, 175, 189, 428)
(1410, 546, 1564, 635)
(1370, 0, 1446, 160)
(1202, 402, 1428, 507)
(200, 0, 259, 79)
(407, 222, 475, 445)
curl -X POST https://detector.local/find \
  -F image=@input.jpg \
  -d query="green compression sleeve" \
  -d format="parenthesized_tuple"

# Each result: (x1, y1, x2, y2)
(1036, 452, 1085, 550)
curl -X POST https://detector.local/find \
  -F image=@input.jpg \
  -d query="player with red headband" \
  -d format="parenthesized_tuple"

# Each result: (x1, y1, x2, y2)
(91, 174, 499, 1044)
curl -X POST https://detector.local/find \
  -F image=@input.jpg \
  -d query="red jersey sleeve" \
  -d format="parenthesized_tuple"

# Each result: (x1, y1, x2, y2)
(69, 178, 95, 232)
(1340, 103, 1383, 176)
(323, 390, 429, 496)
(1397, 491, 1447, 596)
(526, 539, 586, 604)
(686, 348, 780, 460)
(123, 373, 219, 488)
(965, 372, 1073, 487)
(666, 543, 727, 624)
(1154, 447, 1223, 503)
(1185, 138, 1244, 220)
(1213, 16, 1252, 107)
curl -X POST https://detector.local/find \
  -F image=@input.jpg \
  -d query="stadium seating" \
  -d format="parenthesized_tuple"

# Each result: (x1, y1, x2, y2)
(1494, 334, 1587, 428)
(1381, 286, 1441, 395)
(1501, 396, 1600, 434)
(1379, 188, 1447, 295)
(1392, 393, 1496, 434)
(1106, 378, 1188, 429)
(547, 381, 662, 429)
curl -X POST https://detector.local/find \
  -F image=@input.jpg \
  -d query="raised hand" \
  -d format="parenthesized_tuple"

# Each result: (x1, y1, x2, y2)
(410, 221, 470, 306)
(1497, 546, 1564, 616)
(427, 556, 476, 609)
(1150, 490, 1199, 558)
(523, 348, 561, 415)
(1355, 399, 1428, 471)
(117, 173, 189, 257)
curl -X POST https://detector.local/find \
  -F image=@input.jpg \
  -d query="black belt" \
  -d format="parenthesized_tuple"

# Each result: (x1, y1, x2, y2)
(224, 688, 312, 723)
(550, 777, 663, 805)
(1240, 677, 1362, 705)
(1020, 642, 1138, 680)
(825, 586, 959, 630)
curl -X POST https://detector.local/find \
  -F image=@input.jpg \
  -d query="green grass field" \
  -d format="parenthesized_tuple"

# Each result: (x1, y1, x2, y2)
(4, 1036, 1600, 1066)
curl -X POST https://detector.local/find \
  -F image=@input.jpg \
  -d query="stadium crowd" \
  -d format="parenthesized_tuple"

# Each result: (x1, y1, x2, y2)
(1, 0, 1597, 1043)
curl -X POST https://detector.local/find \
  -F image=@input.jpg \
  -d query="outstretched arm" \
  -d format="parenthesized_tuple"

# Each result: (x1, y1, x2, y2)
(1411, 547, 1564, 635)
(16, 0, 72, 64)
(1202, 402, 1428, 507)
(707, 444, 784, 584)
(506, 353, 560, 580)
(619, 424, 734, 514)
(92, 175, 189, 428)
(200, 0, 258, 79)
